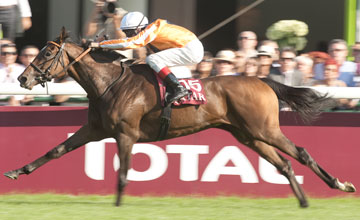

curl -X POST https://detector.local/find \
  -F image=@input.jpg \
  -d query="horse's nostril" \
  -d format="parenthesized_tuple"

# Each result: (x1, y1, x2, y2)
(18, 76, 27, 85)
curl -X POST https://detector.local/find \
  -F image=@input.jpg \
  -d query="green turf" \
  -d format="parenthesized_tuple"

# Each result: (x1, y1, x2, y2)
(0, 194, 359, 220)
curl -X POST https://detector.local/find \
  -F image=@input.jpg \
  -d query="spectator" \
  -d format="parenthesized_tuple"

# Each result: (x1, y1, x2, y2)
(234, 51, 246, 73)
(308, 51, 331, 70)
(213, 50, 238, 76)
(193, 51, 214, 79)
(313, 59, 358, 110)
(258, 40, 280, 67)
(352, 42, 360, 72)
(351, 42, 360, 86)
(84, 0, 127, 39)
(268, 47, 303, 86)
(17, 45, 40, 104)
(84, 0, 134, 58)
(295, 55, 316, 86)
(308, 51, 330, 64)
(0, 43, 25, 106)
(0, 38, 13, 45)
(314, 39, 356, 87)
(0, 0, 32, 41)
(18, 45, 39, 67)
(242, 56, 259, 77)
(257, 45, 276, 78)
(314, 59, 346, 87)
(237, 31, 258, 58)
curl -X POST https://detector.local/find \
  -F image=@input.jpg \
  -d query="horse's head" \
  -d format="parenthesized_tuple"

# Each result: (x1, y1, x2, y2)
(18, 27, 70, 89)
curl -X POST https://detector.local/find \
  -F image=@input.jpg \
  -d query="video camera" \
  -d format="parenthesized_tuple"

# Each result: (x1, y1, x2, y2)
(103, 1, 116, 14)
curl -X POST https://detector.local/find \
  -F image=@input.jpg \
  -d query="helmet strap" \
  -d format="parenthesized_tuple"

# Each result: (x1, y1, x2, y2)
(135, 15, 146, 30)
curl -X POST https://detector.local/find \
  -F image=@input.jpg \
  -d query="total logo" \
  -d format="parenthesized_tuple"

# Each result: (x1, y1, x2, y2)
(73, 135, 303, 185)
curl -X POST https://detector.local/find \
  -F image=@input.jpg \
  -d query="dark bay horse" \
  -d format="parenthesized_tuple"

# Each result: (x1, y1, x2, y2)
(4, 28, 356, 207)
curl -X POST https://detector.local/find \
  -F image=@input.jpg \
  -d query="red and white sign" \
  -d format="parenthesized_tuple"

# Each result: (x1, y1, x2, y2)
(0, 107, 359, 197)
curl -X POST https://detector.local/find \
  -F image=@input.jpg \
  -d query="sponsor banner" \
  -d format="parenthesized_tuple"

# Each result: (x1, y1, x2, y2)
(0, 107, 359, 197)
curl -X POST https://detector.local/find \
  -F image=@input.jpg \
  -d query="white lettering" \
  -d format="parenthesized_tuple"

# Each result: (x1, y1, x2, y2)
(81, 135, 115, 181)
(166, 145, 209, 181)
(188, 79, 202, 92)
(81, 136, 303, 185)
(201, 146, 259, 183)
(198, 93, 206, 101)
(259, 157, 304, 184)
(85, 141, 106, 180)
(114, 143, 168, 181)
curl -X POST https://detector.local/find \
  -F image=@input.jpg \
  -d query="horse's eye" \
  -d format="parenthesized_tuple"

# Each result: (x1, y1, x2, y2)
(45, 51, 52, 57)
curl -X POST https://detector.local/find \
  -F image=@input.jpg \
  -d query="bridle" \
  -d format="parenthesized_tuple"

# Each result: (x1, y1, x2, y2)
(29, 40, 125, 99)
(30, 41, 91, 87)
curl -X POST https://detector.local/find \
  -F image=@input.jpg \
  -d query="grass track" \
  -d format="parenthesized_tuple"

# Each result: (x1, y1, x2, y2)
(0, 194, 359, 220)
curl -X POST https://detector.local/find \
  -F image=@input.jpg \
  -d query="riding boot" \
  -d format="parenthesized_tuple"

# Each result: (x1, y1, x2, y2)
(163, 73, 190, 104)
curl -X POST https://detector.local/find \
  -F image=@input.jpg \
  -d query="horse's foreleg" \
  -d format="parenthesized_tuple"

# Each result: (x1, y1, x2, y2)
(250, 140, 308, 208)
(296, 146, 356, 193)
(114, 133, 135, 206)
(4, 124, 103, 180)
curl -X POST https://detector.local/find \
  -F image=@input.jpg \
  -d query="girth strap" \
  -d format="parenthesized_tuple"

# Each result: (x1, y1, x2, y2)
(156, 104, 172, 141)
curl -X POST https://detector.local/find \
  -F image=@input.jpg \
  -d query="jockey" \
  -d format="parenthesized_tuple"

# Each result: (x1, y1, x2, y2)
(90, 11, 204, 104)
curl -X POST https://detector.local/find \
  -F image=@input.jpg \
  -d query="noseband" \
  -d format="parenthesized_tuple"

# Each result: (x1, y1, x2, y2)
(30, 41, 91, 87)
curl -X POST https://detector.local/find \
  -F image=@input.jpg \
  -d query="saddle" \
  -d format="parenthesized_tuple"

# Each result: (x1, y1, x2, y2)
(155, 75, 207, 140)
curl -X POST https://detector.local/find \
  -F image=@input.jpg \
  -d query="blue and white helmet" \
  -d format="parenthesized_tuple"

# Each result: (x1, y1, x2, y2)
(120, 11, 149, 30)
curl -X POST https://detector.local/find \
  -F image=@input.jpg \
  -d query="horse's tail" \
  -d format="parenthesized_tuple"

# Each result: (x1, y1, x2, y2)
(260, 78, 336, 123)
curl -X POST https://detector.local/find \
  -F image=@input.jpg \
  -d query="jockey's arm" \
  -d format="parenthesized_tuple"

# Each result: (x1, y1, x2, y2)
(97, 21, 161, 50)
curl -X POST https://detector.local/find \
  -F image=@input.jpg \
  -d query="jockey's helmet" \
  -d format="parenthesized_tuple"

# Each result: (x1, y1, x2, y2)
(120, 11, 149, 30)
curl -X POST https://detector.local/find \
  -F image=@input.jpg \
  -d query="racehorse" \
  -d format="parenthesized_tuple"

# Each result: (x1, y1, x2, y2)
(4, 28, 356, 207)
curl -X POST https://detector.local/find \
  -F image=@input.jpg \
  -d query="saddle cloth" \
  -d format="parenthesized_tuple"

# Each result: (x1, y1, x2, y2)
(156, 75, 207, 106)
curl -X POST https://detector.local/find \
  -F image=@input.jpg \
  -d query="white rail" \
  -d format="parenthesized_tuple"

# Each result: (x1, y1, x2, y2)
(0, 83, 359, 99)
(304, 86, 360, 99)
(0, 83, 87, 96)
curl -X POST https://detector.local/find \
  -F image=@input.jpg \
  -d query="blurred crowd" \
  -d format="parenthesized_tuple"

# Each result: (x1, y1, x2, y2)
(189, 33, 360, 111)
(1, 0, 360, 110)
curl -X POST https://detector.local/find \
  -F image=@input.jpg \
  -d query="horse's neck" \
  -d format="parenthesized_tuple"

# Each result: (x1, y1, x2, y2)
(65, 44, 122, 99)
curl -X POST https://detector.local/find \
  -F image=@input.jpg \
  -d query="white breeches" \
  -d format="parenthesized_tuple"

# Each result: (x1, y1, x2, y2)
(146, 39, 204, 73)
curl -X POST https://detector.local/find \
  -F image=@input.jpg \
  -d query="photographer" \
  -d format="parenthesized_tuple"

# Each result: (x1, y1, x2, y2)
(84, 0, 127, 39)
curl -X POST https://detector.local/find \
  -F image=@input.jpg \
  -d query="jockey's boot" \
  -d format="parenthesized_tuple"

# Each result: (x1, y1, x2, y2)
(163, 73, 190, 104)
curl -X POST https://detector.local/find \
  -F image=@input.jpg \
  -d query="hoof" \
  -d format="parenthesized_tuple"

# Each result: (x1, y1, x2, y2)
(343, 181, 356, 193)
(4, 171, 19, 180)
(300, 200, 309, 208)
(336, 178, 356, 193)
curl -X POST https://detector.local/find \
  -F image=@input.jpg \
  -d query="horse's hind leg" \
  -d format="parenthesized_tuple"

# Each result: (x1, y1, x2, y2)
(295, 146, 355, 192)
(249, 140, 309, 208)
(264, 130, 356, 193)
(4, 124, 105, 180)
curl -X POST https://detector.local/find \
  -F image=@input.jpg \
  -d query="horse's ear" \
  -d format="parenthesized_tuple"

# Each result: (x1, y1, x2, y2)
(59, 27, 66, 43)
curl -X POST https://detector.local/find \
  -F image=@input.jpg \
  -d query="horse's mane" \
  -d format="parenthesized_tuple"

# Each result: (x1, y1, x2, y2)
(55, 33, 127, 64)
(88, 48, 126, 64)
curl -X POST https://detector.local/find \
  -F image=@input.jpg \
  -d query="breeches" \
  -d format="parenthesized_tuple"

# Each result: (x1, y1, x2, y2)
(145, 39, 204, 73)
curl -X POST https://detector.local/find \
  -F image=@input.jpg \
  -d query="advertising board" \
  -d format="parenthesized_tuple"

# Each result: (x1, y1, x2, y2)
(0, 107, 359, 197)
